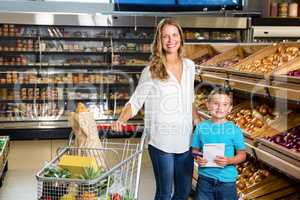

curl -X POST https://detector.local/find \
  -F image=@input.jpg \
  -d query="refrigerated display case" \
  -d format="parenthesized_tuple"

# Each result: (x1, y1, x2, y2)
(0, 14, 251, 139)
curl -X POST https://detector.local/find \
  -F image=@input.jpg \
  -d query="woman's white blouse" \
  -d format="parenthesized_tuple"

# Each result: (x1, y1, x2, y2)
(128, 58, 195, 153)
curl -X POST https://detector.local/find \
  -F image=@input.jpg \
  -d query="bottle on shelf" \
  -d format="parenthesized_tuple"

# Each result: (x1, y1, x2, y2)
(289, 0, 299, 17)
(278, 0, 289, 17)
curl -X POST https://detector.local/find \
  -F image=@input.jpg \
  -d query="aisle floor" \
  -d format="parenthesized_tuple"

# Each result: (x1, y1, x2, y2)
(0, 139, 156, 200)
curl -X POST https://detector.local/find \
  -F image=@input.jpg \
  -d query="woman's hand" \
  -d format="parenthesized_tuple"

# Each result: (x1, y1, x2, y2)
(111, 120, 125, 132)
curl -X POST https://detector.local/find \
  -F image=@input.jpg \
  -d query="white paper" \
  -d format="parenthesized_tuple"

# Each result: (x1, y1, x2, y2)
(203, 143, 225, 168)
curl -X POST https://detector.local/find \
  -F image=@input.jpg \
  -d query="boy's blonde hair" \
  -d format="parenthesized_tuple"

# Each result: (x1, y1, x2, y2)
(207, 88, 233, 103)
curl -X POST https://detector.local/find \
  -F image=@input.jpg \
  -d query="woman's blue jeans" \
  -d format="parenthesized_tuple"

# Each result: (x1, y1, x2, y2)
(148, 144, 193, 200)
(195, 175, 238, 200)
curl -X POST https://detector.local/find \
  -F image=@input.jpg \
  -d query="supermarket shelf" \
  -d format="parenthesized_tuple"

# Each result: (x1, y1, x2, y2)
(246, 142, 300, 181)
(196, 66, 300, 104)
(0, 98, 110, 103)
(186, 39, 239, 43)
(0, 119, 144, 129)
(252, 17, 300, 27)
(111, 65, 146, 72)
(0, 36, 36, 40)
(257, 138, 300, 167)
(0, 50, 38, 55)
(0, 64, 146, 71)
(40, 36, 153, 43)
(0, 82, 132, 89)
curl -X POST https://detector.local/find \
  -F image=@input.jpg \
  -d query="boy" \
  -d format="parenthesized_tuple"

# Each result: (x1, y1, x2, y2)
(192, 88, 246, 200)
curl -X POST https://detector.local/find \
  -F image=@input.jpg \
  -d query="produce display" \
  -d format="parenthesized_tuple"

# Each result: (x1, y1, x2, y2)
(287, 69, 300, 77)
(227, 104, 278, 135)
(265, 125, 300, 153)
(194, 88, 210, 113)
(210, 56, 242, 68)
(237, 46, 300, 74)
(194, 54, 212, 65)
(236, 161, 270, 193)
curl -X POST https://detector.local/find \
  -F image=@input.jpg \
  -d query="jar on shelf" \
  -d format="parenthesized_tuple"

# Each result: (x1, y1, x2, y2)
(278, 1, 289, 17)
(289, 1, 298, 17)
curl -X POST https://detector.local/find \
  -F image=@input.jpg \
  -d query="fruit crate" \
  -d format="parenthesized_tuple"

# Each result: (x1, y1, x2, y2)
(257, 138, 300, 167)
(226, 102, 279, 140)
(200, 45, 265, 69)
(228, 43, 300, 76)
(242, 175, 299, 200)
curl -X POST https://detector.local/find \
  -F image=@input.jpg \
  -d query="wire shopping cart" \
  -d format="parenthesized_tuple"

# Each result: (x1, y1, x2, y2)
(36, 128, 146, 200)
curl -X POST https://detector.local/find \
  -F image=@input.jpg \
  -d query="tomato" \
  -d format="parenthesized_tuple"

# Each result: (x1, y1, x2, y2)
(112, 193, 122, 200)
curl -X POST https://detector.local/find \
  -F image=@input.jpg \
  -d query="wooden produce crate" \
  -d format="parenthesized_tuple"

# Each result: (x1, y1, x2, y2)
(254, 144, 300, 180)
(254, 186, 299, 200)
(200, 45, 264, 69)
(229, 43, 300, 76)
(227, 102, 279, 140)
(242, 175, 294, 200)
(184, 44, 219, 65)
(257, 139, 300, 167)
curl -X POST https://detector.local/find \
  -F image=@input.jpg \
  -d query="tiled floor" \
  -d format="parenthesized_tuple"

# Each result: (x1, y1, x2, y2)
(0, 139, 156, 200)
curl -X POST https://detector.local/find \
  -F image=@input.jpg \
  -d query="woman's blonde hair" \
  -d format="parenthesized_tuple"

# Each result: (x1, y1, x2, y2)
(149, 18, 185, 81)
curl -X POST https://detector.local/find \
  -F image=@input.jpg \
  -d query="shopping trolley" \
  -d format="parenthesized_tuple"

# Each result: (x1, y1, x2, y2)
(36, 127, 146, 200)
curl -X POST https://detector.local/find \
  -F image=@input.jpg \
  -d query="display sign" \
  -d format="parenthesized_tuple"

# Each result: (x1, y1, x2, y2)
(114, 0, 242, 11)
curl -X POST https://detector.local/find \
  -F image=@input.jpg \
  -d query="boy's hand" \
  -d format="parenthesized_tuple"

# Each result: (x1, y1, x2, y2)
(192, 150, 207, 167)
(196, 156, 208, 167)
(214, 156, 231, 167)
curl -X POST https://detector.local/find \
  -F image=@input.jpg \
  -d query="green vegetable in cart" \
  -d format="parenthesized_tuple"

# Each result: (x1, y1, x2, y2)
(124, 190, 134, 200)
(76, 166, 103, 180)
(43, 165, 71, 178)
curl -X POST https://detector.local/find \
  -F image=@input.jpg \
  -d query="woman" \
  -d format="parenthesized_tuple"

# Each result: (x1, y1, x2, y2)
(112, 18, 200, 200)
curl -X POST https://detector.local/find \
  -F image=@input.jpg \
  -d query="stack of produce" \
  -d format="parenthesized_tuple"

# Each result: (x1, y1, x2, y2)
(194, 54, 212, 65)
(287, 69, 300, 77)
(238, 46, 300, 74)
(265, 125, 300, 153)
(227, 104, 278, 136)
(236, 161, 270, 194)
(213, 56, 242, 68)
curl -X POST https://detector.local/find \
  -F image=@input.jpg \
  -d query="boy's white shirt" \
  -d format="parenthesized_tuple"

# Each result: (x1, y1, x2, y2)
(128, 58, 195, 153)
